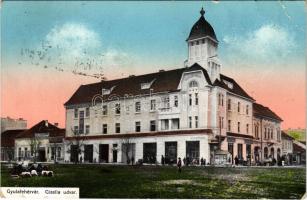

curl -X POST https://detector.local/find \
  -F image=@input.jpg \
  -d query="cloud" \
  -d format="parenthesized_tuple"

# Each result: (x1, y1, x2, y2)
(45, 23, 102, 60)
(222, 24, 296, 66)
(21, 23, 136, 79)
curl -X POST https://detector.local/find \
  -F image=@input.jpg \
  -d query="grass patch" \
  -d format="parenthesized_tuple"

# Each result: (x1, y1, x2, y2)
(1, 164, 305, 199)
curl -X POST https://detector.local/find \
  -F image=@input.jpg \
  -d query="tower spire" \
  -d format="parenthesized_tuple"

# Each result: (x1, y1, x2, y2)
(200, 7, 205, 16)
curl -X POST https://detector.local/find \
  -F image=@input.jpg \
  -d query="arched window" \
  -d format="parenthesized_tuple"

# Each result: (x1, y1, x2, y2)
(189, 80, 198, 88)
(264, 147, 268, 159)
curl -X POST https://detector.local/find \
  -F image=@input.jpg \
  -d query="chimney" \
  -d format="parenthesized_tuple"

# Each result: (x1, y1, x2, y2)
(129, 75, 135, 78)
(45, 120, 48, 127)
(159, 69, 165, 72)
(54, 123, 59, 127)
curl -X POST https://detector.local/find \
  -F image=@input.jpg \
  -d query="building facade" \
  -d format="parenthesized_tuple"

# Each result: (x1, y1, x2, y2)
(15, 120, 65, 163)
(64, 8, 283, 165)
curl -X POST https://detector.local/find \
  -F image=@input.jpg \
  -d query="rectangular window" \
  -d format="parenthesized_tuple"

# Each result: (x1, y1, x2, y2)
(79, 111, 84, 134)
(238, 102, 240, 113)
(271, 129, 273, 139)
(115, 103, 121, 115)
(161, 119, 169, 130)
(218, 94, 221, 106)
(150, 120, 156, 131)
(189, 94, 192, 106)
(74, 126, 78, 135)
(103, 124, 107, 134)
(189, 116, 192, 128)
(135, 102, 141, 113)
(74, 108, 78, 118)
(221, 94, 224, 106)
(115, 123, 120, 133)
(86, 107, 90, 117)
(102, 105, 108, 115)
(195, 93, 199, 105)
(227, 99, 231, 111)
(135, 121, 141, 132)
(150, 99, 156, 111)
(171, 118, 180, 130)
(246, 105, 249, 115)
(195, 116, 198, 128)
(228, 120, 231, 132)
(264, 128, 267, 139)
(246, 124, 249, 134)
(85, 125, 90, 134)
(237, 122, 240, 133)
(174, 96, 178, 107)
(163, 97, 170, 108)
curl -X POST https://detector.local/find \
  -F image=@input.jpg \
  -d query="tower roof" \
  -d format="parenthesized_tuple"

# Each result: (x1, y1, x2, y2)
(187, 7, 217, 42)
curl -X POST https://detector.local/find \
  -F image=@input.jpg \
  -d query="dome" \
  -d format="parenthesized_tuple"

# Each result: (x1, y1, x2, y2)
(187, 8, 217, 42)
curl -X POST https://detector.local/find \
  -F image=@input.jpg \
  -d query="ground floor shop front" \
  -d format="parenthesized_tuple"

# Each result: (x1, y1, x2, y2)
(64, 134, 211, 165)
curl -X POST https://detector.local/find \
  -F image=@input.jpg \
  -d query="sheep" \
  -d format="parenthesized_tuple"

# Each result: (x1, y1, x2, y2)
(31, 170, 38, 176)
(41, 170, 54, 177)
(20, 172, 31, 178)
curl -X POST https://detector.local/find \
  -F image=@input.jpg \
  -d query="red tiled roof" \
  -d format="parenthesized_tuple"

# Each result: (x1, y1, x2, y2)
(281, 131, 294, 140)
(65, 129, 212, 140)
(213, 75, 254, 101)
(253, 103, 282, 122)
(16, 120, 65, 138)
(1, 129, 26, 147)
(64, 63, 213, 106)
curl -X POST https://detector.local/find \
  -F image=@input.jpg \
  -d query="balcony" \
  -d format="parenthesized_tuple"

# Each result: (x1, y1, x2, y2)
(158, 107, 180, 115)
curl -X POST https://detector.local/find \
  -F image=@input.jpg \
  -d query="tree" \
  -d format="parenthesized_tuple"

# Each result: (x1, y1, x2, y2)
(3, 147, 14, 163)
(65, 127, 87, 164)
(120, 136, 135, 165)
(29, 137, 41, 163)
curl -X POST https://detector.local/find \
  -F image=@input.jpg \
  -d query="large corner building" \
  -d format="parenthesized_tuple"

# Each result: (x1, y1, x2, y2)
(64, 8, 283, 165)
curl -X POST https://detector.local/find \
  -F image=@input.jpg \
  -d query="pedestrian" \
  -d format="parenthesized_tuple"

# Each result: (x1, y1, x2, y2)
(234, 156, 238, 166)
(177, 157, 182, 173)
(183, 157, 186, 166)
(201, 157, 204, 166)
(161, 155, 165, 165)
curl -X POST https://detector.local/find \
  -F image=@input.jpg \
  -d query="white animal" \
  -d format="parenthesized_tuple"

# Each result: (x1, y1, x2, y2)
(31, 170, 38, 176)
(42, 170, 54, 177)
(20, 172, 31, 177)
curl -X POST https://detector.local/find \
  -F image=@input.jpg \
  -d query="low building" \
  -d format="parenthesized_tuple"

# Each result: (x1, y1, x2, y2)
(252, 103, 282, 164)
(1, 129, 26, 161)
(293, 141, 306, 165)
(15, 120, 65, 163)
(1, 117, 27, 133)
(281, 131, 294, 164)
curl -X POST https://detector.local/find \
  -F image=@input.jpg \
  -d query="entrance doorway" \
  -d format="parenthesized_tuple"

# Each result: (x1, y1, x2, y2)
(121, 143, 135, 164)
(165, 142, 177, 164)
(99, 144, 109, 163)
(84, 145, 93, 163)
(38, 148, 46, 162)
(186, 141, 200, 164)
(70, 145, 79, 163)
(228, 143, 234, 164)
(143, 143, 157, 164)
(112, 144, 118, 163)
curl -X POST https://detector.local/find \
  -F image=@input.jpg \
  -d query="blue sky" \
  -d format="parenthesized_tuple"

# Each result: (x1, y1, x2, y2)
(1, 1, 306, 129)
(2, 1, 305, 76)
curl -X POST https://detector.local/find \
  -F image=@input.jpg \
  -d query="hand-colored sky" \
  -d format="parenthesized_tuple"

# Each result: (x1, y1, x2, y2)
(1, 1, 306, 129)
